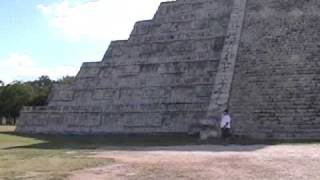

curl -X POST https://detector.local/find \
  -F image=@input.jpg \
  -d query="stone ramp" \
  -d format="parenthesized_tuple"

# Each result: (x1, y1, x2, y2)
(200, 0, 247, 139)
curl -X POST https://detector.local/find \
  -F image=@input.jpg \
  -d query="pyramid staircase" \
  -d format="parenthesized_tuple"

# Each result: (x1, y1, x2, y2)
(16, 0, 247, 137)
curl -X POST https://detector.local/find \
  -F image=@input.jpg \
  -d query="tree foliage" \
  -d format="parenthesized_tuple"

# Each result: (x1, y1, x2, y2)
(0, 82, 33, 119)
(57, 76, 75, 85)
(0, 76, 74, 124)
(25, 75, 53, 106)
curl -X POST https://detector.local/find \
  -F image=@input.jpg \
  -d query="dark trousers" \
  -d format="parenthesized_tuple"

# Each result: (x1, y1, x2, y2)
(221, 128, 231, 139)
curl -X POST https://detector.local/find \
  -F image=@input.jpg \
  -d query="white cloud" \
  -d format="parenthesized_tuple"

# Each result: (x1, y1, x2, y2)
(37, 4, 52, 16)
(37, 0, 171, 41)
(1, 1, 174, 83)
(0, 53, 79, 84)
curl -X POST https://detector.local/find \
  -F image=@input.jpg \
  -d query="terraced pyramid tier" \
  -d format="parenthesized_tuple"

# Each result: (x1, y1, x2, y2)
(17, 0, 236, 134)
(17, 0, 320, 140)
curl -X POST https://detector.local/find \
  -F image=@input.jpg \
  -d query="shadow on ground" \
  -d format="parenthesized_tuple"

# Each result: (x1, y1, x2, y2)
(1, 130, 319, 152)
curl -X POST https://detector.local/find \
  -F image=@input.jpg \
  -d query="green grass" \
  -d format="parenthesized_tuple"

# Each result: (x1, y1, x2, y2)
(0, 126, 113, 180)
(0, 126, 201, 180)
(1, 126, 319, 180)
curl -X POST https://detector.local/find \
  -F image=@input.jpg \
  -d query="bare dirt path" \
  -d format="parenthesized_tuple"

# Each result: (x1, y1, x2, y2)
(69, 144, 320, 180)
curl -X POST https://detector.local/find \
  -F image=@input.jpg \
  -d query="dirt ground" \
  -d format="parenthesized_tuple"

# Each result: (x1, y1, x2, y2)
(69, 144, 320, 180)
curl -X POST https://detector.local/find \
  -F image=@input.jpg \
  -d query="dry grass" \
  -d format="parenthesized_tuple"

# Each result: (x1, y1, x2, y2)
(2, 126, 320, 180)
(0, 126, 113, 180)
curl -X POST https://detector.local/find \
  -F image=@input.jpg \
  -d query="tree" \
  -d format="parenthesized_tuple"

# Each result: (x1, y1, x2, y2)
(0, 82, 33, 124)
(26, 75, 53, 106)
(0, 76, 55, 124)
(57, 76, 75, 85)
(0, 80, 4, 96)
(0, 75, 73, 124)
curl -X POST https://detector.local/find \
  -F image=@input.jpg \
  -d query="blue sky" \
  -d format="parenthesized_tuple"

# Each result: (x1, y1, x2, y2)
(0, 0, 168, 84)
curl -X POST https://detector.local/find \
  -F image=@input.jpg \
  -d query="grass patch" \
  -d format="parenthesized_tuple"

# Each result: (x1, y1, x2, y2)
(0, 126, 113, 180)
(1, 125, 319, 179)
(0, 126, 202, 180)
(0, 126, 202, 179)
(0, 149, 109, 180)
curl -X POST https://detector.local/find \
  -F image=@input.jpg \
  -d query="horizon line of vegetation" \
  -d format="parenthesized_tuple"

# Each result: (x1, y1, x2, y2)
(0, 75, 75, 125)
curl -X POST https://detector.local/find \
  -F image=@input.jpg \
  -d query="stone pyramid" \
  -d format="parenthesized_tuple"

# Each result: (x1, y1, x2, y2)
(17, 0, 320, 139)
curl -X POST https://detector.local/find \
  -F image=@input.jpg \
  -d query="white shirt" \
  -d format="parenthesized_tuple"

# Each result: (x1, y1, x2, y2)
(220, 115, 231, 129)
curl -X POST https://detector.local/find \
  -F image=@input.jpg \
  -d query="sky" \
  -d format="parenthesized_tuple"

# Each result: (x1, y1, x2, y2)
(0, 0, 170, 84)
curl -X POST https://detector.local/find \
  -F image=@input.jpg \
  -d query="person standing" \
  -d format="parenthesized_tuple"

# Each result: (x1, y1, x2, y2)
(220, 109, 232, 139)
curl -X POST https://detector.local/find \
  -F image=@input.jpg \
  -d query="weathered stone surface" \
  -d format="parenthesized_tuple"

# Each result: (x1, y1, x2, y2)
(16, 0, 320, 140)
(229, 0, 320, 139)
(200, 0, 247, 139)
(16, 0, 233, 135)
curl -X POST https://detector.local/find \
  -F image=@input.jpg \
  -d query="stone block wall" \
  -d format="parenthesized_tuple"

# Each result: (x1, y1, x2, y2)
(229, 0, 320, 139)
(17, 0, 234, 134)
(16, 106, 203, 134)
(17, 0, 320, 139)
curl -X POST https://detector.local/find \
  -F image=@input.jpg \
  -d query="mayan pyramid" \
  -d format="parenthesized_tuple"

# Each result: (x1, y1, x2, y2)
(17, 0, 320, 139)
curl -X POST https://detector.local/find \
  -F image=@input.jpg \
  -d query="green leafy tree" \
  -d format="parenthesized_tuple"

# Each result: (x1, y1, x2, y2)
(0, 76, 55, 124)
(0, 80, 4, 96)
(57, 76, 75, 85)
(0, 82, 34, 124)
(0, 75, 76, 124)
(26, 75, 53, 106)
